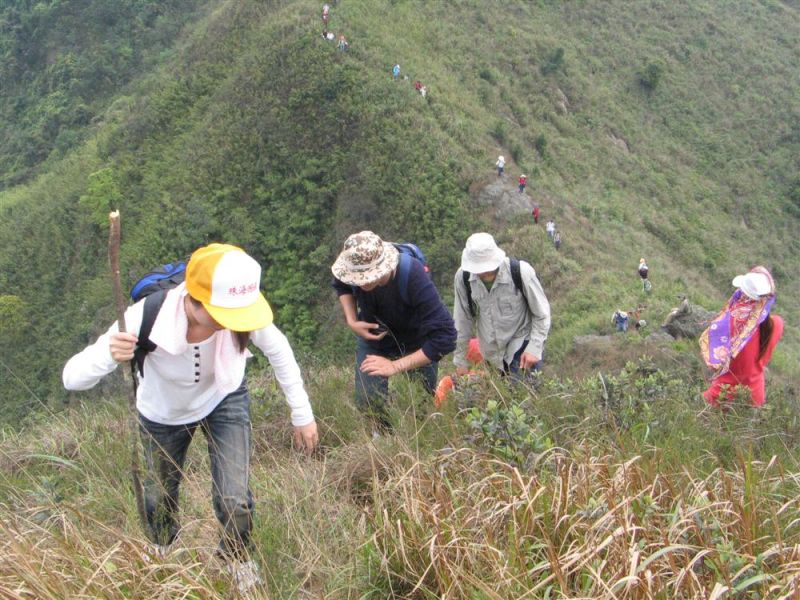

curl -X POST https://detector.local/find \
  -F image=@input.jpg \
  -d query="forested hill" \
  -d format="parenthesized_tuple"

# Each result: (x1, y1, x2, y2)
(1, 0, 799, 425)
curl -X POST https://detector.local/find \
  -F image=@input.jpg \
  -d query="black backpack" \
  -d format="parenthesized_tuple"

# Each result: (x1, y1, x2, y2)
(462, 257, 526, 318)
(129, 261, 187, 376)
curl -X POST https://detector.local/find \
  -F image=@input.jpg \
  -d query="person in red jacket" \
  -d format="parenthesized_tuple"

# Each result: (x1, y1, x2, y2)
(532, 205, 540, 224)
(699, 266, 784, 408)
(518, 174, 527, 193)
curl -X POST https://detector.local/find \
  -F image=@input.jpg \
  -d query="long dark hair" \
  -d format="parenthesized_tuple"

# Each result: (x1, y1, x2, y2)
(758, 316, 774, 360)
(232, 331, 251, 353)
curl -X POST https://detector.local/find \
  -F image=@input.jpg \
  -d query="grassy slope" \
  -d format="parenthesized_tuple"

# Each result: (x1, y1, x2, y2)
(1, 0, 799, 412)
(0, 2, 799, 596)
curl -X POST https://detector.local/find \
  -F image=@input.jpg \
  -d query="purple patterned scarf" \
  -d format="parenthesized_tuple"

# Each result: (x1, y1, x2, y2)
(699, 267, 775, 376)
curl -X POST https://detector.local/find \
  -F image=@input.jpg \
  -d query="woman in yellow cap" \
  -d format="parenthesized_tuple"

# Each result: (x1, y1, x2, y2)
(63, 243, 318, 591)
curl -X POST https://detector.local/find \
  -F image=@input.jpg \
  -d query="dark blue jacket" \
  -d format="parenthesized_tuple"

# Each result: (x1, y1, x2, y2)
(333, 260, 456, 362)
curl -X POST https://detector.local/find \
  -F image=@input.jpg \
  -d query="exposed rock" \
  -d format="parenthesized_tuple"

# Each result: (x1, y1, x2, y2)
(608, 132, 629, 153)
(475, 178, 533, 219)
(661, 297, 716, 339)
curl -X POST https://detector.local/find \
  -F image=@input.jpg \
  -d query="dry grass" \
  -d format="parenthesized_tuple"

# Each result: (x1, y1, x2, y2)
(369, 447, 800, 599)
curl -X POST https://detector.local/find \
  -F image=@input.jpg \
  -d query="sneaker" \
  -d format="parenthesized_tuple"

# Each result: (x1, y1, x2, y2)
(227, 559, 263, 594)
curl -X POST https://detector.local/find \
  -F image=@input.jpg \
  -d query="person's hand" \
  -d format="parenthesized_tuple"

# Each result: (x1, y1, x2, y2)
(109, 332, 138, 363)
(360, 354, 399, 377)
(519, 352, 540, 370)
(455, 366, 470, 376)
(348, 320, 388, 341)
(293, 421, 319, 455)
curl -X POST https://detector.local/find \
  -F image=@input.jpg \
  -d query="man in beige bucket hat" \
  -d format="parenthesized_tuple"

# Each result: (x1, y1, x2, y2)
(332, 231, 456, 429)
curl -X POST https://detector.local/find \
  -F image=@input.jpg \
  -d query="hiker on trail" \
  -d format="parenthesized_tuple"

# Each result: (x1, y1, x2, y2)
(612, 309, 629, 332)
(638, 258, 649, 280)
(532, 205, 540, 224)
(62, 244, 318, 590)
(337, 34, 348, 51)
(392, 64, 400, 80)
(546, 220, 556, 239)
(453, 233, 551, 381)
(331, 231, 456, 430)
(518, 174, 527, 193)
(322, 3, 330, 26)
(699, 266, 784, 408)
(420, 85, 427, 98)
(414, 80, 422, 92)
(495, 155, 505, 176)
(554, 231, 562, 251)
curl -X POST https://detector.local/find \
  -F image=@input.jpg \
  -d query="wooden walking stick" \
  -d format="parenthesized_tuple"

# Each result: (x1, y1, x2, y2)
(108, 210, 148, 531)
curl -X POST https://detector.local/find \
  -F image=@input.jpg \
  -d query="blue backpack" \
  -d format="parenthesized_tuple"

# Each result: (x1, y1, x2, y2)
(394, 243, 430, 304)
(129, 261, 187, 376)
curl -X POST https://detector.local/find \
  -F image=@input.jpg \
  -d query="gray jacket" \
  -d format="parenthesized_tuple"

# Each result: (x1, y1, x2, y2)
(453, 258, 551, 370)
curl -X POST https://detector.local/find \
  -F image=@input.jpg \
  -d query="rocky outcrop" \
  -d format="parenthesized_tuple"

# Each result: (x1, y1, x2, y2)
(661, 297, 717, 339)
(475, 179, 533, 219)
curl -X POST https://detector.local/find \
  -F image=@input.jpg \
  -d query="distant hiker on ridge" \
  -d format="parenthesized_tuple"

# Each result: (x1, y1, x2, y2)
(554, 231, 562, 251)
(338, 34, 349, 51)
(453, 233, 551, 382)
(699, 266, 784, 408)
(322, 3, 330, 27)
(638, 258, 649, 281)
(392, 64, 400, 80)
(518, 174, 527, 193)
(546, 219, 555, 240)
(62, 244, 318, 592)
(612, 309, 629, 332)
(331, 231, 456, 432)
(532, 204, 540, 224)
(495, 155, 505, 177)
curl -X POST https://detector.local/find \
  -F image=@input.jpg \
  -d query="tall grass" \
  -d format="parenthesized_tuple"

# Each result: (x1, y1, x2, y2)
(1, 362, 798, 598)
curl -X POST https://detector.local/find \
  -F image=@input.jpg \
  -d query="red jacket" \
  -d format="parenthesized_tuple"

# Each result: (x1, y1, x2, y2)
(703, 315, 784, 407)
(518, 176, 527, 185)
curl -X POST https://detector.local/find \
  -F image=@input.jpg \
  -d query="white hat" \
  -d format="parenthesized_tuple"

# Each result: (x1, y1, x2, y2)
(461, 233, 506, 273)
(732, 270, 773, 300)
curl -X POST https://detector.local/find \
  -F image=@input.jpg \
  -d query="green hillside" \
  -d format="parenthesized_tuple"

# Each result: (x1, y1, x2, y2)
(1, 0, 798, 422)
(1, 1, 799, 596)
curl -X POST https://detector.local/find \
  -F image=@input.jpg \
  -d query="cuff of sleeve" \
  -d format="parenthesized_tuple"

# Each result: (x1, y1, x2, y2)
(291, 407, 315, 427)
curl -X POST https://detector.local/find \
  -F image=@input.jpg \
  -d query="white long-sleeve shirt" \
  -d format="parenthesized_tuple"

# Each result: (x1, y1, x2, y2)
(63, 285, 314, 427)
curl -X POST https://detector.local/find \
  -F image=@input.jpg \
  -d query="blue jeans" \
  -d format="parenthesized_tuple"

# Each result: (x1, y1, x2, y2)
(355, 337, 437, 429)
(139, 381, 253, 557)
(502, 340, 542, 384)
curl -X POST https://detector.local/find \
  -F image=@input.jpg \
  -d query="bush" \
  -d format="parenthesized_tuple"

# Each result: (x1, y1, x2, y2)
(540, 47, 565, 76)
(491, 120, 508, 145)
(534, 133, 548, 158)
(639, 60, 665, 91)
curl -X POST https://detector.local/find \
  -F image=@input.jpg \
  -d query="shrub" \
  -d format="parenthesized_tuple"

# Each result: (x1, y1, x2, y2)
(540, 47, 565, 75)
(491, 119, 508, 145)
(640, 60, 665, 91)
(534, 133, 548, 158)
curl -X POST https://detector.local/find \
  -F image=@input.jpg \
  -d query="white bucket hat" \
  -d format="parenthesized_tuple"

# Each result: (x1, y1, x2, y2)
(461, 233, 506, 273)
(732, 270, 774, 300)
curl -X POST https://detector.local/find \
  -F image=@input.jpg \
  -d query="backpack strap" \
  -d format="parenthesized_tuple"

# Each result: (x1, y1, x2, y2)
(396, 252, 412, 305)
(462, 270, 476, 318)
(510, 257, 524, 296)
(133, 289, 168, 377)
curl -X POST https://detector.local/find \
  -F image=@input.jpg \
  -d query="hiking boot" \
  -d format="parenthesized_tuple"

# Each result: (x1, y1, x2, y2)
(227, 559, 263, 594)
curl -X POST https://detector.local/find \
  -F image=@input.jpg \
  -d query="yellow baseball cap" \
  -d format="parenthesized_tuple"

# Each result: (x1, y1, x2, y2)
(185, 243, 273, 332)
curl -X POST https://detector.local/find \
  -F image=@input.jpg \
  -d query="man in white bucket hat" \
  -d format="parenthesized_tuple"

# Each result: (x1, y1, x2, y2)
(453, 233, 551, 380)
